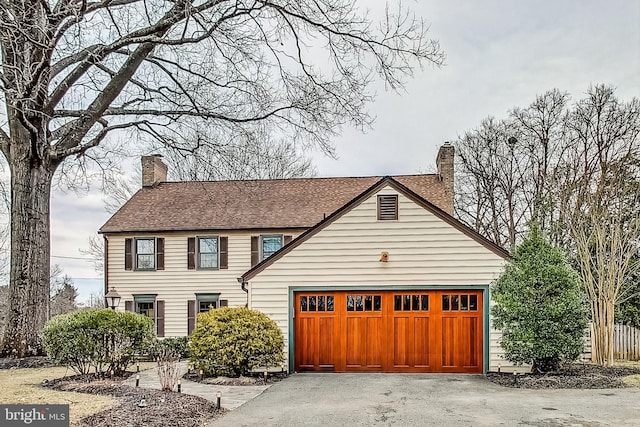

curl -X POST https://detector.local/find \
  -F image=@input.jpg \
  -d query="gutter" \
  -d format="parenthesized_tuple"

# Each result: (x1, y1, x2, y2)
(237, 277, 249, 307)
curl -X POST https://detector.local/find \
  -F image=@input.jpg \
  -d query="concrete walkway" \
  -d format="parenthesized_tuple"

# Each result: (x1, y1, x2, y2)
(124, 362, 269, 410)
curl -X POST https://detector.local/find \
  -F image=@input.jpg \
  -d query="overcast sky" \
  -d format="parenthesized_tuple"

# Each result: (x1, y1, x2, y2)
(49, 0, 640, 302)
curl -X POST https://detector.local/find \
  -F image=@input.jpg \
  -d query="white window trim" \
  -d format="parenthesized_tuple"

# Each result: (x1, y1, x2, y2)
(260, 234, 283, 261)
(197, 236, 220, 270)
(134, 237, 156, 271)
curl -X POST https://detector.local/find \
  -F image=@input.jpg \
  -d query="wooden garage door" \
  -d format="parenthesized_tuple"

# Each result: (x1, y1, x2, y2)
(294, 291, 483, 373)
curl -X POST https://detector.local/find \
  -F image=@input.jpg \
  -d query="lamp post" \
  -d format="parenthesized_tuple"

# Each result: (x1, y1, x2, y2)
(105, 288, 121, 310)
(104, 288, 121, 376)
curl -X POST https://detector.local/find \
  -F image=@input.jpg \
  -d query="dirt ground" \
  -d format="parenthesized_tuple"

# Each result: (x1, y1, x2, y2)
(486, 362, 640, 388)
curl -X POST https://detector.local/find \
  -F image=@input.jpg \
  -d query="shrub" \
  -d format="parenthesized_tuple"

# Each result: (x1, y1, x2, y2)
(190, 307, 284, 377)
(491, 225, 588, 372)
(146, 336, 191, 359)
(43, 309, 155, 375)
(157, 352, 181, 391)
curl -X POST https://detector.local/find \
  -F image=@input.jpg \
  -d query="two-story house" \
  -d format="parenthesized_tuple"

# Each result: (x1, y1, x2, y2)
(100, 143, 509, 373)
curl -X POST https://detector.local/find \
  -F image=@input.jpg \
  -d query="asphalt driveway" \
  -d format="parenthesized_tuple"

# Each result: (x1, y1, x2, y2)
(210, 373, 640, 426)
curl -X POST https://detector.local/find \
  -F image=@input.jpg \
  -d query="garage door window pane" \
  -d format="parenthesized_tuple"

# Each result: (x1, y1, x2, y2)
(470, 295, 478, 311)
(461, 295, 468, 311)
(403, 295, 410, 311)
(318, 296, 325, 311)
(374, 296, 382, 311)
(452, 295, 459, 311)
(412, 295, 420, 311)
(394, 295, 401, 311)
(421, 295, 429, 311)
(347, 295, 354, 311)
(364, 296, 372, 311)
(300, 296, 307, 312)
(442, 295, 450, 311)
(309, 296, 316, 311)
(356, 295, 364, 311)
(327, 296, 334, 311)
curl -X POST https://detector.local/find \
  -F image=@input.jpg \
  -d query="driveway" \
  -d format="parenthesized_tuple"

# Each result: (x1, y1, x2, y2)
(210, 373, 640, 426)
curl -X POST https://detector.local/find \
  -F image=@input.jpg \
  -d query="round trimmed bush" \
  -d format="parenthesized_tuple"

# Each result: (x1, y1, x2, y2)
(43, 309, 155, 375)
(190, 307, 284, 377)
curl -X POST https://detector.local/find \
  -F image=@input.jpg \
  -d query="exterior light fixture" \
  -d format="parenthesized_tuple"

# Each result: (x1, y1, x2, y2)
(216, 391, 222, 410)
(138, 396, 148, 408)
(105, 288, 121, 310)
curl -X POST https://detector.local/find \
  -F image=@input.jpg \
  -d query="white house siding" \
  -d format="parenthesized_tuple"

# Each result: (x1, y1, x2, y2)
(248, 186, 511, 372)
(106, 230, 299, 337)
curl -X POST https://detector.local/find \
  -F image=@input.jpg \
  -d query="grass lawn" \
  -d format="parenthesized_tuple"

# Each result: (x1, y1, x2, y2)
(0, 362, 157, 423)
(618, 360, 640, 387)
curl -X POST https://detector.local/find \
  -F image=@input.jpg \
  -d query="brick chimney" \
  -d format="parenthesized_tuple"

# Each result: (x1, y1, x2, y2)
(141, 155, 168, 187)
(436, 142, 454, 214)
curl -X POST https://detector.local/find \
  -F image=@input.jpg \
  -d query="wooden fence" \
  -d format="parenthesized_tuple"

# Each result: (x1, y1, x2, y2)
(584, 323, 640, 361)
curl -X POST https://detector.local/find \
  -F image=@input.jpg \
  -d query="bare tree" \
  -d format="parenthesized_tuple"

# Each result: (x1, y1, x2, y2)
(455, 117, 532, 252)
(558, 86, 640, 366)
(456, 84, 640, 366)
(0, 0, 444, 356)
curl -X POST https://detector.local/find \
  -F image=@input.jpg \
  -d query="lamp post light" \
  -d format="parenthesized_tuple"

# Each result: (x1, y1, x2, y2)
(104, 288, 121, 376)
(105, 288, 121, 310)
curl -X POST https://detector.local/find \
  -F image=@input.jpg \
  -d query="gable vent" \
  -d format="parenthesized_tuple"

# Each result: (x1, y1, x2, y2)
(378, 195, 398, 220)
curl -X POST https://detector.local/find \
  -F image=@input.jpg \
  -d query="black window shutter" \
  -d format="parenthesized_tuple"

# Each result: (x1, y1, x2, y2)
(219, 299, 228, 307)
(187, 237, 196, 270)
(250, 236, 259, 267)
(156, 300, 165, 337)
(125, 301, 133, 312)
(220, 236, 228, 269)
(187, 300, 196, 335)
(124, 239, 133, 270)
(156, 238, 164, 270)
(284, 235, 292, 245)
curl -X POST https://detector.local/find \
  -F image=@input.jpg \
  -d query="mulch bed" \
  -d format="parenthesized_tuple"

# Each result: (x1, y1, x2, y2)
(0, 356, 58, 369)
(184, 371, 287, 386)
(46, 378, 225, 427)
(486, 363, 640, 389)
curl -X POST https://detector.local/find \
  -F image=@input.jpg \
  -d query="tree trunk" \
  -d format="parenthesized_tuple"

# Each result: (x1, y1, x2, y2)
(0, 136, 55, 357)
(591, 298, 615, 366)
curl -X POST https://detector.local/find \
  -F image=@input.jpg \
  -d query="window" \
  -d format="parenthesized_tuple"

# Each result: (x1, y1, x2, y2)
(378, 195, 398, 220)
(250, 234, 291, 267)
(442, 293, 478, 311)
(346, 294, 382, 312)
(198, 237, 218, 269)
(188, 295, 227, 335)
(299, 294, 335, 312)
(125, 237, 164, 271)
(197, 293, 220, 313)
(394, 294, 429, 311)
(136, 238, 155, 269)
(261, 235, 283, 260)
(188, 236, 228, 270)
(129, 294, 165, 337)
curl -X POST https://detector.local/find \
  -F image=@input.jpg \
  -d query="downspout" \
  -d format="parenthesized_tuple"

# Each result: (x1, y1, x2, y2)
(238, 277, 249, 307)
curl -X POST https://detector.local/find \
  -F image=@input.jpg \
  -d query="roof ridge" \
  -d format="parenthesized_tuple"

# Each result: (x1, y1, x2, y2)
(153, 173, 437, 185)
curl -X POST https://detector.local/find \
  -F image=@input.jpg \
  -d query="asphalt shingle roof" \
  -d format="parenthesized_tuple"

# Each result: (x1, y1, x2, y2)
(99, 175, 448, 233)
